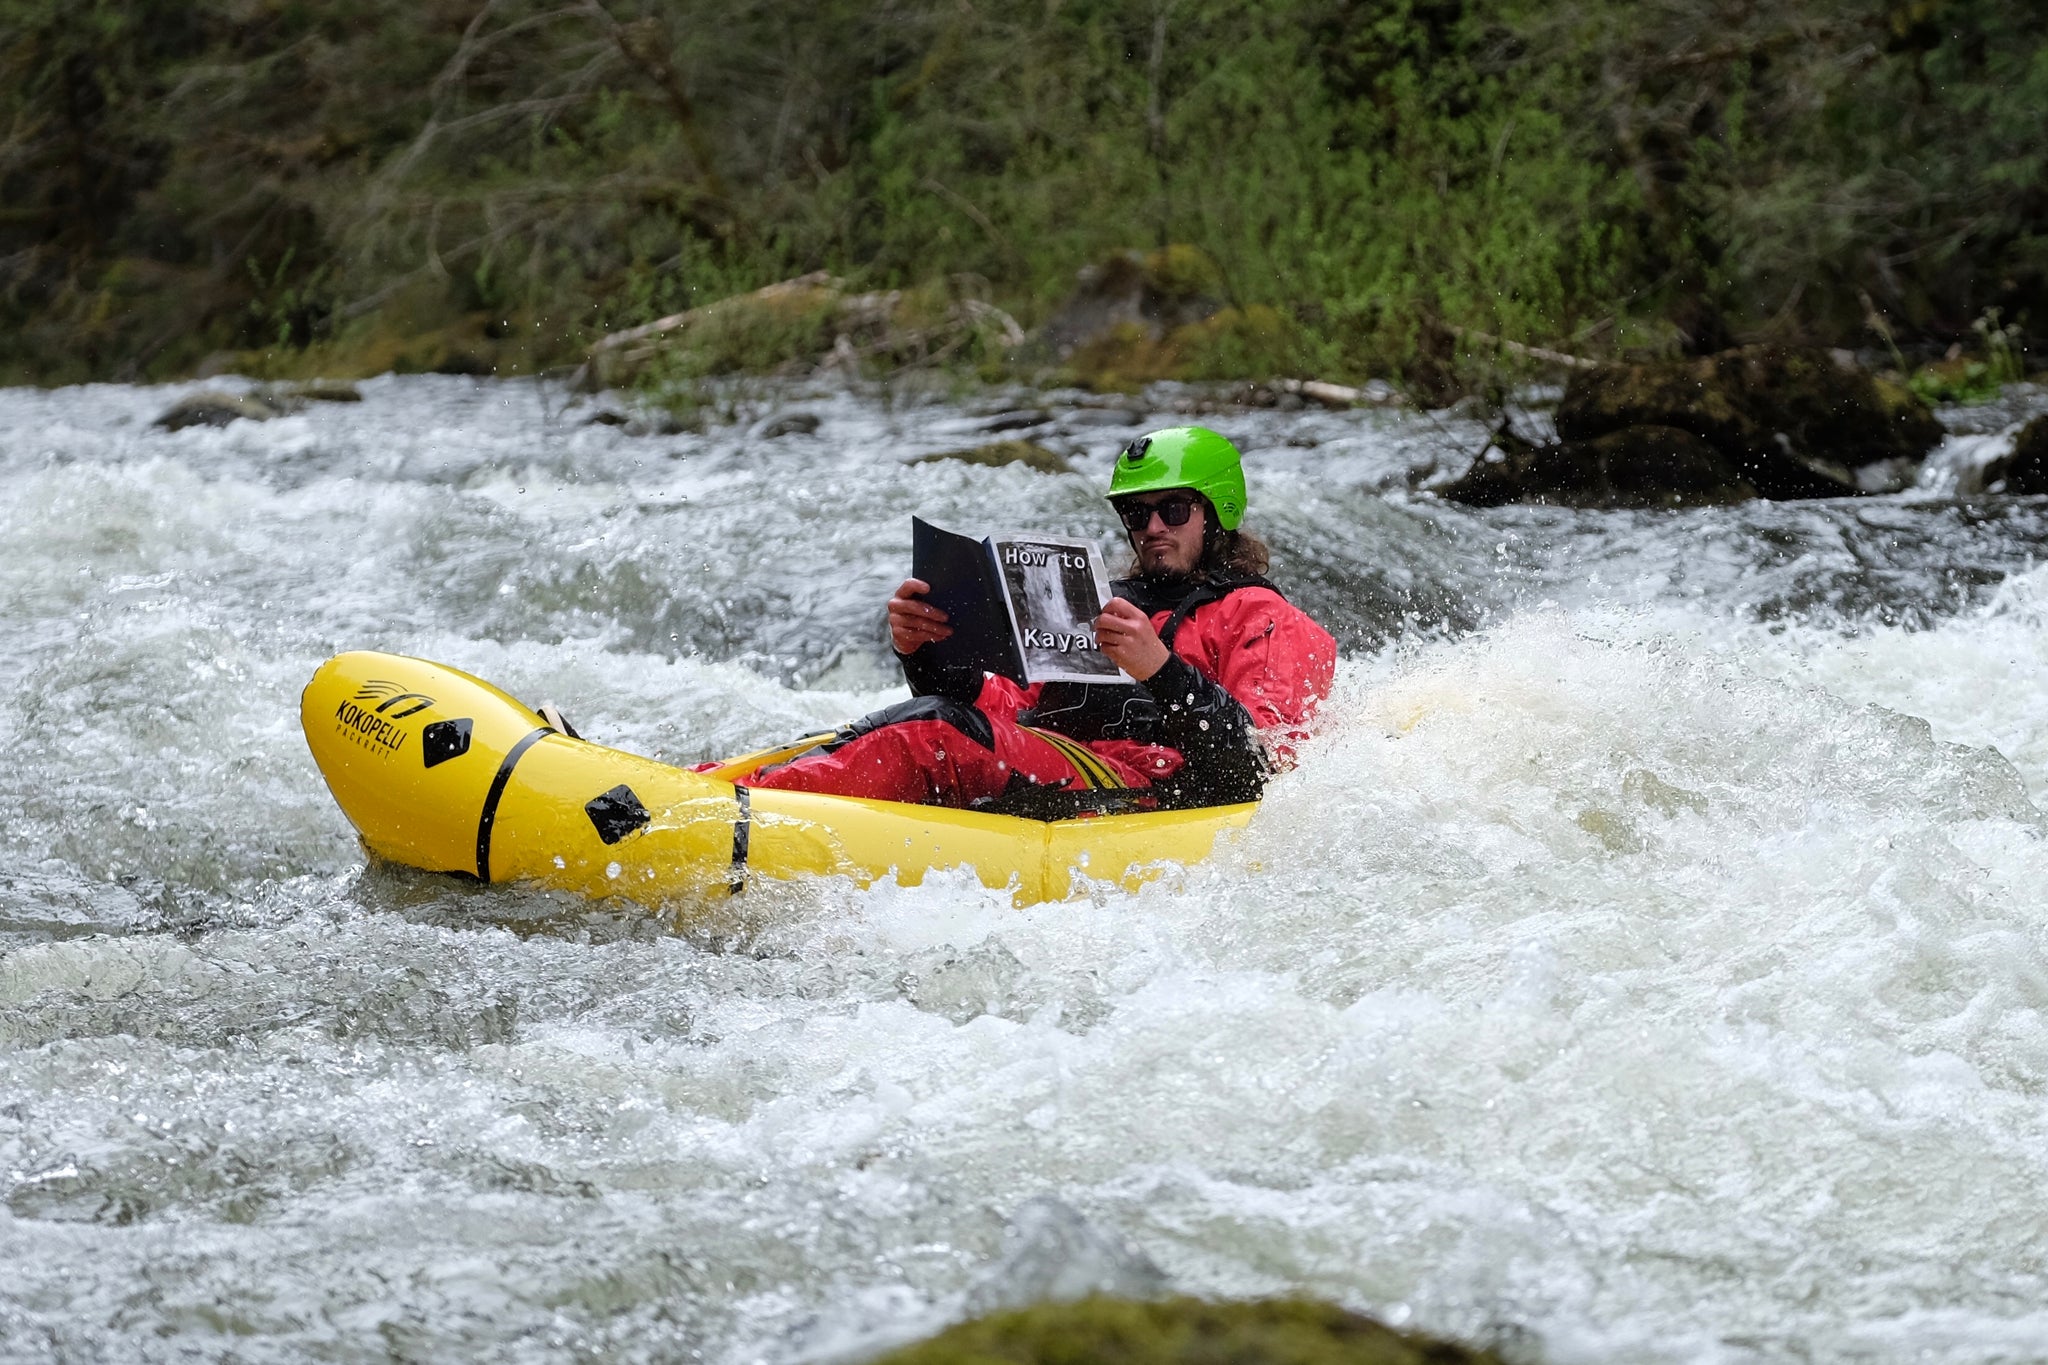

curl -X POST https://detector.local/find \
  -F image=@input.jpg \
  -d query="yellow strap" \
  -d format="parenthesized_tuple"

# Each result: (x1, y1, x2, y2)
(1022, 726, 1127, 790)
(696, 730, 840, 783)
(1063, 738, 1123, 789)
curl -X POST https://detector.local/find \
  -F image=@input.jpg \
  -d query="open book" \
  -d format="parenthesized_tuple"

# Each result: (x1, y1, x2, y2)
(910, 517, 1128, 686)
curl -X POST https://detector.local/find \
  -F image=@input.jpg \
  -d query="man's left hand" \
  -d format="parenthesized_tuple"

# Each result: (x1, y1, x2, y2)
(1094, 598, 1171, 681)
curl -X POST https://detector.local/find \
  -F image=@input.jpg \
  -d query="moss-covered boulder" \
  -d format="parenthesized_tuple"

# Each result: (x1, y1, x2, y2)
(1056, 304, 1312, 393)
(1038, 246, 1224, 357)
(873, 1295, 1505, 1365)
(1170, 305, 1316, 382)
(1554, 345, 1944, 499)
(1979, 415, 2048, 494)
(915, 440, 1073, 474)
(1027, 246, 1242, 389)
(153, 390, 303, 429)
(1439, 424, 1755, 508)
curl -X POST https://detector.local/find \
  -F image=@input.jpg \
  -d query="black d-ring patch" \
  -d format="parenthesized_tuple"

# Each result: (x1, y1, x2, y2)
(422, 718, 473, 768)
(585, 785, 651, 845)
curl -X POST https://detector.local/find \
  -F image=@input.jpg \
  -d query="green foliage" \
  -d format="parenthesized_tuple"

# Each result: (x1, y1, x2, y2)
(651, 294, 840, 379)
(1908, 308, 2030, 403)
(2, 0, 2045, 386)
(1172, 307, 1318, 383)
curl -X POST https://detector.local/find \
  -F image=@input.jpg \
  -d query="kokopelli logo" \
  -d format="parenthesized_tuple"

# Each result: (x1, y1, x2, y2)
(352, 680, 437, 719)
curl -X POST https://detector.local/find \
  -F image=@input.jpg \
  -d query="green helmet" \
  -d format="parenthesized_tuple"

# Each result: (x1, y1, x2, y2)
(1105, 426, 1247, 530)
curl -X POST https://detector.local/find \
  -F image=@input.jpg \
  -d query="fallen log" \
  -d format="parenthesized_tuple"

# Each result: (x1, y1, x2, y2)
(1275, 377, 1363, 408)
(575, 274, 1025, 389)
(1449, 326, 1599, 370)
(1274, 377, 1404, 408)
(588, 271, 839, 357)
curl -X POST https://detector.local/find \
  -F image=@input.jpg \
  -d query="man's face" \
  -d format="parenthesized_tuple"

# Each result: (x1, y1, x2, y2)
(1117, 490, 1207, 576)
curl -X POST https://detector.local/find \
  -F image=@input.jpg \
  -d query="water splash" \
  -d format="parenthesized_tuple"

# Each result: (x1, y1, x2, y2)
(5, 376, 2048, 1363)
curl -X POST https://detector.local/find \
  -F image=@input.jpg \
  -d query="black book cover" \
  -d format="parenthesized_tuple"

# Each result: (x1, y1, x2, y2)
(911, 516, 1024, 681)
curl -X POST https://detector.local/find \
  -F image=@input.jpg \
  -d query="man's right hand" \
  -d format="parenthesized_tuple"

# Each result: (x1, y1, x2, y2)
(887, 578, 952, 654)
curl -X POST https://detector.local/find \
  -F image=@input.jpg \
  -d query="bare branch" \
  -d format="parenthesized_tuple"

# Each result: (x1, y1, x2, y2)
(574, 0, 731, 206)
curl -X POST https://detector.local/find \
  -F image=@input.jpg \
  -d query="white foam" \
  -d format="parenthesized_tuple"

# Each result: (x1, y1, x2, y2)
(6, 377, 2048, 1363)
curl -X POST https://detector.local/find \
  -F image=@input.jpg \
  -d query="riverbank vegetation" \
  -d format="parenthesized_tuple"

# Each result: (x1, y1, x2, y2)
(5, 0, 2042, 392)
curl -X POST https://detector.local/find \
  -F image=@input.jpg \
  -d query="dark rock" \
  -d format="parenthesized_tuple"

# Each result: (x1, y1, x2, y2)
(625, 413, 689, 437)
(1980, 416, 2048, 494)
(1062, 407, 1145, 428)
(1440, 424, 1756, 508)
(759, 412, 822, 439)
(1555, 346, 1943, 499)
(872, 1295, 1507, 1365)
(1402, 316, 1465, 409)
(979, 409, 1052, 432)
(1668, 295, 1736, 355)
(584, 410, 631, 427)
(153, 391, 299, 430)
(914, 440, 1073, 475)
(430, 350, 494, 376)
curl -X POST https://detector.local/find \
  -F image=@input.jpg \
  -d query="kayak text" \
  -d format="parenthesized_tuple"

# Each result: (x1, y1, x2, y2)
(1022, 627, 1099, 653)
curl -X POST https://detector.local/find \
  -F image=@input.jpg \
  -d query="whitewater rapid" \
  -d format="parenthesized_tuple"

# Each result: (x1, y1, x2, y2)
(4, 375, 2048, 1363)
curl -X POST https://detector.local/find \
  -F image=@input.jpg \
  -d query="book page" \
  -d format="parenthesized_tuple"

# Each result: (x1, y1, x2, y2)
(988, 533, 1129, 685)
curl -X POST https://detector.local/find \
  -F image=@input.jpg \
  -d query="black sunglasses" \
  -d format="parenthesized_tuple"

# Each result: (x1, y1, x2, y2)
(1115, 495, 1202, 533)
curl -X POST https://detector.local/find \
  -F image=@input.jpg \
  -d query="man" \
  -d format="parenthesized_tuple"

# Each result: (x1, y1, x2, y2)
(746, 426, 1336, 811)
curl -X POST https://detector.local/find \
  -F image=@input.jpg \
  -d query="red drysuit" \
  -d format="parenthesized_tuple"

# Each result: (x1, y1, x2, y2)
(746, 576, 1336, 810)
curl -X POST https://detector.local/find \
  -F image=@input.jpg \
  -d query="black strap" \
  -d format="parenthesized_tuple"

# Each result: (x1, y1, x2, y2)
(972, 774, 1156, 821)
(475, 727, 549, 882)
(1153, 573, 1280, 649)
(729, 785, 751, 895)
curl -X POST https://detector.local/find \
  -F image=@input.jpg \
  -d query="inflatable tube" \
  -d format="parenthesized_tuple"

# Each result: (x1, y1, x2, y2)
(301, 652, 1255, 907)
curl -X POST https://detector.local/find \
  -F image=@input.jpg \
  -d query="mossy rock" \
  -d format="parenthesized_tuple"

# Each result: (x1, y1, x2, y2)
(915, 440, 1073, 474)
(1032, 245, 1227, 375)
(1908, 355, 2007, 404)
(873, 1295, 1506, 1365)
(153, 390, 302, 430)
(1979, 415, 2048, 494)
(1058, 303, 1309, 392)
(1438, 424, 1756, 508)
(1142, 244, 1227, 303)
(232, 312, 518, 382)
(1554, 345, 1943, 499)
(1064, 321, 1181, 392)
(1170, 306, 1313, 382)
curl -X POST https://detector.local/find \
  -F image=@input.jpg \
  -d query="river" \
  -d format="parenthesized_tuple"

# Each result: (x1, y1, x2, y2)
(4, 375, 2048, 1363)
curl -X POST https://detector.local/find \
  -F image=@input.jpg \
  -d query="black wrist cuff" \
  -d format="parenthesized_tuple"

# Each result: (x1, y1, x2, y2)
(1141, 654, 1205, 708)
